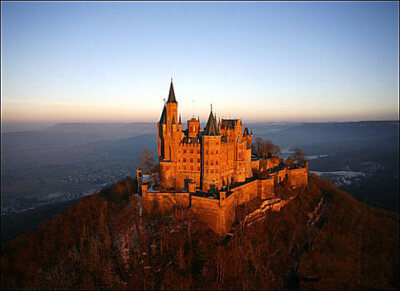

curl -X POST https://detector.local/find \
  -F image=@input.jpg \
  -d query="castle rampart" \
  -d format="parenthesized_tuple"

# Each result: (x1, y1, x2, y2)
(140, 163, 308, 235)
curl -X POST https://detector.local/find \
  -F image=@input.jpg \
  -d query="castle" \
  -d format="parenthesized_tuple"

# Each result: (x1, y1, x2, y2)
(157, 80, 253, 192)
(138, 81, 308, 235)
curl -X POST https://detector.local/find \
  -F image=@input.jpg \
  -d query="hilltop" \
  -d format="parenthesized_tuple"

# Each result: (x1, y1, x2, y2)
(1, 174, 398, 290)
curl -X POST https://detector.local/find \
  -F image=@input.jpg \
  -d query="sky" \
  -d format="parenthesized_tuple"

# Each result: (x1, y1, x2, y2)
(1, 1, 399, 123)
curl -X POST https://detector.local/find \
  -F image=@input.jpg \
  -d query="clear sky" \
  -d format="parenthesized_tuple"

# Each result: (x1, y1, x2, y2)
(1, 1, 399, 123)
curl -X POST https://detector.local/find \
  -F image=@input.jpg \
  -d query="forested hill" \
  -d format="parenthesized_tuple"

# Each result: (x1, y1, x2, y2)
(1, 175, 398, 290)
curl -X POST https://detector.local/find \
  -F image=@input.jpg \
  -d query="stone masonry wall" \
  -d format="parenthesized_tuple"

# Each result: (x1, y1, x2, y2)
(142, 166, 309, 236)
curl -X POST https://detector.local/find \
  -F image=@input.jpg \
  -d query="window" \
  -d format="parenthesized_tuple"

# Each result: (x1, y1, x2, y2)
(183, 149, 186, 153)
(197, 167, 200, 170)
(197, 158, 200, 162)
(190, 158, 193, 162)
(206, 150, 208, 154)
(211, 160, 214, 165)
(206, 170, 209, 173)
(197, 150, 200, 154)
(206, 161, 208, 165)
(183, 158, 186, 162)
(183, 166, 186, 170)
(178, 159, 180, 162)
(216, 169, 219, 173)
(190, 150, 193, 154)
(216, 161, 218, 165)
(205, 142, 209, 146)
(216, 150, 218, 154)
(211, 170, 214, 173)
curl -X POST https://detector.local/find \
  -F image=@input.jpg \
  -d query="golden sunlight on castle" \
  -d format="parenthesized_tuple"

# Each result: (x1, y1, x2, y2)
(157, 81, 253, 192)
(138, 81, 309, 235)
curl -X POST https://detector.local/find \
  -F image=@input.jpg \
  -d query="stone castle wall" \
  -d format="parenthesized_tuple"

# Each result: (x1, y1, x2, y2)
(286, 166, 308, 188)
(141, 186, 190, 213)
(141, 162, 309, 236)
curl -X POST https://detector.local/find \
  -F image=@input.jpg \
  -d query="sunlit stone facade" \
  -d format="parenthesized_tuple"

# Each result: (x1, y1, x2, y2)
(158, 81, 253, 192)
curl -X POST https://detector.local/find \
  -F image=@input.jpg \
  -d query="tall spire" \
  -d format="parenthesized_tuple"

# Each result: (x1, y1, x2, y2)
(178, 114, 182, 124)
(204, 108, 219, 136)
(167, 79, 177, 103)
(159, 105, 167, 124)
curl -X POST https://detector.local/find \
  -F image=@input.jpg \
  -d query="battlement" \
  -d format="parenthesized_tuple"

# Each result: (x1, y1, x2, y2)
(139, 163, 308, 236)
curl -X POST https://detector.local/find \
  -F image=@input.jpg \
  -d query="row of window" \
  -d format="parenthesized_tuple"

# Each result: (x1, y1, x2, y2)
(178, 158, 221, 165)
(204, 142, 220, 146)
(180, 166, 200, 171)
(180, 158, 200, 163)
(180, 149, 200, 154)
(179, 149, 220, 155)
(205, 169, 219, 174)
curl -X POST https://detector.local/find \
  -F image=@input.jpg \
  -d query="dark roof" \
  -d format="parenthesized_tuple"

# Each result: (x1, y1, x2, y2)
(167, 80, 177, 103)
(182, 136, 200, 144)
(204, 110, 219, 136)
(159, 105, 167, 124)
(220, 119, 238, 129)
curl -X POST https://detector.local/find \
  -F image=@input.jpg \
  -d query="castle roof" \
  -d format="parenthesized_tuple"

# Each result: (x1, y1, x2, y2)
(167, 80, 177, 103)
(159, 105, 167, 124)
(220, 119, 238, 130)
(204, 109, 219, 136)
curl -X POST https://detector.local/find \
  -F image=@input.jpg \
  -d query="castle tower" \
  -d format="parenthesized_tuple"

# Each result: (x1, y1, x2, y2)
(187, 117, 200, 138)
(157, 105, 167, 160)
(158, 80, 179, 161)
(158, 80, 182, 189)
(201, 108, 222, 192)
(166, 80, 178, 130)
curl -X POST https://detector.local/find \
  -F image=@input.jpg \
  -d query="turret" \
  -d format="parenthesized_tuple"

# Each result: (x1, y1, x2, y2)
(188, 117, 200, 138)
(201, 108, 221, 191)
(203, 108, 219, 136)
(178, 114, 182, 132)
(166, 79, 178, 128)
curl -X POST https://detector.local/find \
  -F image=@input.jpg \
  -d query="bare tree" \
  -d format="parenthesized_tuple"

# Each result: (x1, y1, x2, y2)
(139, 149, 155, 173)
(252, 138, 281, 158)
(285, 157, 295, 169)
(291, 148, 305, 167)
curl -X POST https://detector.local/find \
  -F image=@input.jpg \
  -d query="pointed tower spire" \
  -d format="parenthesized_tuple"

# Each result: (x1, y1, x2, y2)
(204, 108, 219, 136)
(178, 114, 182, 124)
(167, 79, 177, 103)
(159, 105, 167, 124)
